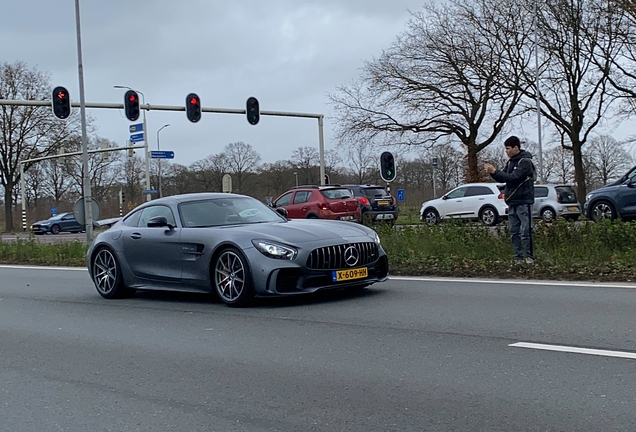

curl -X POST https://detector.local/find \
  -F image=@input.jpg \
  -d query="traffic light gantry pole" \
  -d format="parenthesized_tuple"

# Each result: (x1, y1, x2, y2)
(0, 98, 328, 186)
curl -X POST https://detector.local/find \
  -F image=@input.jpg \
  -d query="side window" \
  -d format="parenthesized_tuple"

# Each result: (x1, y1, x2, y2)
(275, 192, 293, 207)
(138, 205, 177, 227)
(446, 187, 467, 199)
(62, 214, 73, 221)
(293, 191, 310, 204)
(122, 210, 142, 227)
(534, 186, 549, 198)
(465, 186, 494, 197)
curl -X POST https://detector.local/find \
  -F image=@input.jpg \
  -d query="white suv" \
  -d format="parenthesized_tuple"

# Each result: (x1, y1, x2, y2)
(420, 183, 508, 226)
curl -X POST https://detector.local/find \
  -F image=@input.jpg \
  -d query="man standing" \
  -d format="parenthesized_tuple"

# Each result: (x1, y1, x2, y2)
(484, 136, 536, 265)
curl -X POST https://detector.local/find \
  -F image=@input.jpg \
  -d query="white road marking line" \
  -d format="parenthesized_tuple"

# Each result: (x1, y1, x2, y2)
(389, 276, 636, 289)
(509, 342, 636, 360)
(0, 264, 87, 271)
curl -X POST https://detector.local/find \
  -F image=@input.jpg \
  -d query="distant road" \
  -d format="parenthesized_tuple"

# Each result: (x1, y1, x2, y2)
(0, 232, 86, 244)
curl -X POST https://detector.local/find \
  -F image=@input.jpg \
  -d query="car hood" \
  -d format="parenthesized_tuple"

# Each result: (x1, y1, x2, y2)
(32, 219, 54, 225)
(420, 197, 444, 209)
(222, 219, 375, 244)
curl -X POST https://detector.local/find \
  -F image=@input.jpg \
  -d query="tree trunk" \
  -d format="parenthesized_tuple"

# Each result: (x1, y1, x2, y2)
(465, 143, 487, 183)
(4, 180, 14, 232)
(571, 143, 587, 205)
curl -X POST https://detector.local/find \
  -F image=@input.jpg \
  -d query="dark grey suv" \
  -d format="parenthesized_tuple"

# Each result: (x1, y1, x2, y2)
(344, 184, 399, 223)
(584, 165, 636, 221)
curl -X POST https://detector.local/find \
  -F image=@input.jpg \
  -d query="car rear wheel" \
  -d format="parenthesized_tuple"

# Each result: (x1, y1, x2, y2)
(540, 207, 556, 223)
(91, 247, 133, 299)
(591, 201, 615, 222)
(51, 224, 61, 235)
(479, 206, 499, 226)
(422, 208, 439, 225)
(213, 248, 254, 307)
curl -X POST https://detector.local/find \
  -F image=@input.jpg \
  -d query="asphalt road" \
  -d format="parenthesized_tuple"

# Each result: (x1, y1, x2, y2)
(2, 267, 636, 431)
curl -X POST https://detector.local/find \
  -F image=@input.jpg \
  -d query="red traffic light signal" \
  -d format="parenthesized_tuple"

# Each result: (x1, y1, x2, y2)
(124, 90, 140, 121)
(246, 96, 260, 125)
(185, 93, 201, 123)
(380, 151, 396, 182)
(51, 86, 71, 119)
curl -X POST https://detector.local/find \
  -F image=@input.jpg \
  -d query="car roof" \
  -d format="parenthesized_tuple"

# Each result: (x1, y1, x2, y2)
(140, 192, 248, 206)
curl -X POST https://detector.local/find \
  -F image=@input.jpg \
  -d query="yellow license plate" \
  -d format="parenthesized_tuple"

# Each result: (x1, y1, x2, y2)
(333, 267, 368, 282)
(377, 200, 389, 206)
(567, 206, 579, 211)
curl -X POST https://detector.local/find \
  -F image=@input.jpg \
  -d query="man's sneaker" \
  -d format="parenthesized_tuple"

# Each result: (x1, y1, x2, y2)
(514, 259, 524, 266)
(525, 257, 535, 265)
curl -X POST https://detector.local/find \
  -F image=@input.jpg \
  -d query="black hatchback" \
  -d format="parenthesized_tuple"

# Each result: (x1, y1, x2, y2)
(344, 184, 399, 223)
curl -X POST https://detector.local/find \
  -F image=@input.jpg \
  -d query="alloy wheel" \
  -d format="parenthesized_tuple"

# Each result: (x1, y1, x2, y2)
(215, 250, 246, 303)
(93, 248, 118, 295)
(593, 202, 614, 221)
(481, 208, 496, 226)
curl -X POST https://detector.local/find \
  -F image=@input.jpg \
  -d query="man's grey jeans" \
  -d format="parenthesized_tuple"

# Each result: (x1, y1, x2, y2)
(508, 203, 533, 260)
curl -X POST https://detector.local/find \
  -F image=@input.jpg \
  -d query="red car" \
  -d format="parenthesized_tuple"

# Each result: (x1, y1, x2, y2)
(271, 185, 362, 222)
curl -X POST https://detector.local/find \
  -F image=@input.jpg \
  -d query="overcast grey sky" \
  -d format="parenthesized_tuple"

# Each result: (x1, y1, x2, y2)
(1, 0, 429, 166)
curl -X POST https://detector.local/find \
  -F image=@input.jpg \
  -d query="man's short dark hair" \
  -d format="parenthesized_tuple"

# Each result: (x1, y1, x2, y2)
(504, 136, 521, 148)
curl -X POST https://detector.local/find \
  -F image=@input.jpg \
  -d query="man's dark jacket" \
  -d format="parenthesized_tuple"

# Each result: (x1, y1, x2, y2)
(490, 150, 535, 206)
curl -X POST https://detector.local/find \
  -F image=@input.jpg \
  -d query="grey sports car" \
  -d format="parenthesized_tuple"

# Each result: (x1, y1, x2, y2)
(87, 193, 389, 306)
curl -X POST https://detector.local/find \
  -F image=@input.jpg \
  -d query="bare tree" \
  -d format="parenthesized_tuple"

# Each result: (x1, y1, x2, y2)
(223, 141, 261, 193)
(290, 146, 320, 185)
(519, 0, 626, 202)
(544, 146, 575, 184)
(585, 134, 633, 185)
(329, 0, 531, 183)
(189, 153, 228, 193)
(0, 61, 81, 230)
(345, 141, 376, 184)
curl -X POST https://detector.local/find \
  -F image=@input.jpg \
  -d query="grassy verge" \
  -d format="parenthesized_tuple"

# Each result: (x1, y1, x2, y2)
(377, 219, 636, 282)
(2, 220, 636, 282)
(0, 238, 87, 267)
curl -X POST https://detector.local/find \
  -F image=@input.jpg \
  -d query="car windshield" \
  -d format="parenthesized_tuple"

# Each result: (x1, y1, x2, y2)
(555, 186, 578, 204)
(179, 196, 284, 227)
(321, 188, 352, 199)
(49, 213, 66, 220)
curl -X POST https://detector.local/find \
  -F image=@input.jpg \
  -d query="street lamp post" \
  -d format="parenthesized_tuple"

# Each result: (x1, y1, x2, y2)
(157, 124, 170, 198)
(294, 171, 298, 188)
(114, 85, 151, 201)
(534, 0, 544, 184)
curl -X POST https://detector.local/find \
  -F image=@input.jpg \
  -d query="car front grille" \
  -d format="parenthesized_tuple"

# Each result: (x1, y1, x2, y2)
(306, 242, 379, 269)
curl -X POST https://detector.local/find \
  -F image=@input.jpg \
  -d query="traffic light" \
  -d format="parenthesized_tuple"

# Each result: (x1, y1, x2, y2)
(324, 174, 330, 185)
(52, 86, 71, 119)
(124, 90, 140, 121)
(186, 93, 201, 123)
(246, 96, 260, 125)
(380, 151, 396, 182)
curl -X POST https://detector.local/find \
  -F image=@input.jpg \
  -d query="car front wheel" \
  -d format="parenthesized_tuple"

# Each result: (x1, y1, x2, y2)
(213, 248, 254, 307)
(591, 201, 615, 222)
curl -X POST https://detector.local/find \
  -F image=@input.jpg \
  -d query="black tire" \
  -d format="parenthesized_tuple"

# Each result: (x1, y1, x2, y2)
(479, 206, 499, 226)
(540, 207, 557, 223)
(51, 224, 61, 235)
(591, 200, 615, 222)
(213, 247, 254, 307)
(422, 208, 439, 225)
(91, 247, 133, 299)
(306, 214, 319, 219)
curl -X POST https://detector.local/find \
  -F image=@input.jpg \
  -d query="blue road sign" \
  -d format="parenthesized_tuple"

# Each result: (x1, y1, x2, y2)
(51, 207, 58, 216)
(129, 123, 144, 133)
(142, 189, 158, 195)
(397, 189, 405, 202)
(130, 132, 144, 142)
(151, 150, 175, 159)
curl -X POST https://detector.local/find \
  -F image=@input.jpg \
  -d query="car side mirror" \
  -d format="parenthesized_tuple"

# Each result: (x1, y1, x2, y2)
(147, 216, 173, 229)
(442, 195, 448, 200)
(627, 177, 636, 188)
(275, 207, 288, 218)
(266, 196, 273, 207)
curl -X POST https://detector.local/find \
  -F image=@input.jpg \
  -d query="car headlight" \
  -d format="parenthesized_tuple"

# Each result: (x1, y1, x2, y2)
(585, 193, 594, 201)
(372, 231, 381, 244)
(252, 240, 297, 260)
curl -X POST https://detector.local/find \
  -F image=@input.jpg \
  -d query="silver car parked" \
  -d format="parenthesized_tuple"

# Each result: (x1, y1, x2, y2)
(533, 184, 581, 222)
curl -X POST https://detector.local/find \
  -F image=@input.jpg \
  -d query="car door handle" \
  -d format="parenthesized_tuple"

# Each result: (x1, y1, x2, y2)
(131, 233, 142, 240)
(478, 198, 485, 200)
